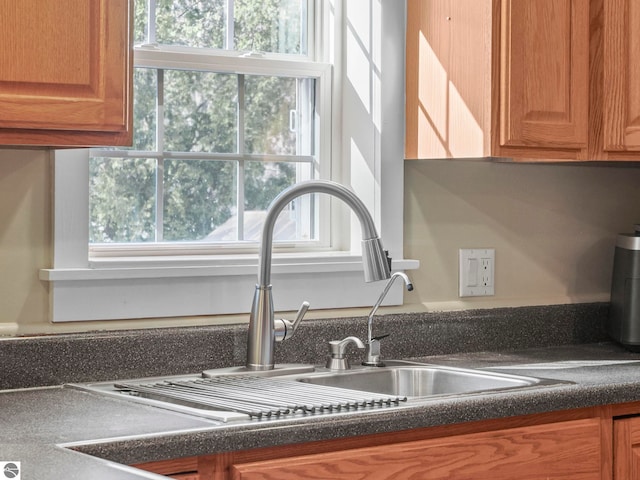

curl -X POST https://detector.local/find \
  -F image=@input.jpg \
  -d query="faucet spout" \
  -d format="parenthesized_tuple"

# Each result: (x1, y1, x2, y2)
(247, 180, 391, 371)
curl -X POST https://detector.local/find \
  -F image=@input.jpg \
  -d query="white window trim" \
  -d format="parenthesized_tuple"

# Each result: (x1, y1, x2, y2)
(40, 0, 418, 322)
(91, 50, 333, 250)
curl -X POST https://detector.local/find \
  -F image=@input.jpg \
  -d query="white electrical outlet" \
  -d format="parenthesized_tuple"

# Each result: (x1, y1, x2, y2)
(459, 248, 495, 297)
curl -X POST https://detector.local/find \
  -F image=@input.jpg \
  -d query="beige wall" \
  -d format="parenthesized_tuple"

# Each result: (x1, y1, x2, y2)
(2, 149, 640, 335)
(0, 149, 51, 335)
(404, 159, 640, 310)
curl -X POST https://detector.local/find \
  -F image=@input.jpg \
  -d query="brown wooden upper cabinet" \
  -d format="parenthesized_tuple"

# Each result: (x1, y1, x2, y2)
(0, 0, 133, 147)
(405, 0, 640, 162)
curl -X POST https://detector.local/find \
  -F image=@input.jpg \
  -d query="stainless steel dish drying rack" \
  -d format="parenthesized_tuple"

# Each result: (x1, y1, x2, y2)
(114, 375, 406, 419)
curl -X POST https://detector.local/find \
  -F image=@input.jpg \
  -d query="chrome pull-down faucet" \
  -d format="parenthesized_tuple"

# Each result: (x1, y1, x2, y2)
(246, 180, 391, 371)
(363, 272, 413, 367)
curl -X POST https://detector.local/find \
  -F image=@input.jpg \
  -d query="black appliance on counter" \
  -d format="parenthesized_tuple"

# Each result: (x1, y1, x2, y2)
(608, 224, 640, 351)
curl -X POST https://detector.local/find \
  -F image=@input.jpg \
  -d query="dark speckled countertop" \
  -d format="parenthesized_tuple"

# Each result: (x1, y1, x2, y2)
(5, 303, 640, 480)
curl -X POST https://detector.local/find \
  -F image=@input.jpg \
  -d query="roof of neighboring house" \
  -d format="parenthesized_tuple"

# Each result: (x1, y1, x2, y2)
(204, 210, 298, 242)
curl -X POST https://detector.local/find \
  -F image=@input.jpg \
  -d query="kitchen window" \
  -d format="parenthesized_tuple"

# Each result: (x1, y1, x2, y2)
(43, 0, 415, 322)
(90, 0, 329, 251)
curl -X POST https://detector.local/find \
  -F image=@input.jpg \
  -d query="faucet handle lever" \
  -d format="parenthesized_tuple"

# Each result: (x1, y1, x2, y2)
(372, 333, 390, 341)
(274, 301, 310, 342)
(291, 301, 310, 331)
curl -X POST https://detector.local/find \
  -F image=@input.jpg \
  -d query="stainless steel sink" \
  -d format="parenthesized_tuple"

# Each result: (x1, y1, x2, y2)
(68, 361, 568, 423)
(295, 361, 561, 398)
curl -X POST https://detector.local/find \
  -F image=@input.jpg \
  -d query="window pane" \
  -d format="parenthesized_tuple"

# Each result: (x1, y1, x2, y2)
(155, 0, 226, 49)
(163, 159, 237, 241)
(244, 162, 295, 210)
(235, 0, 307, 54)
(132, 68, 158, 151)
(90, 1, 321, 247)
(245, 75, 298, 155)
(164, 70, 238, 153)
(89, 158, 157, 243)
(244, 161, 313, 242)
(133, 0, 148, 45)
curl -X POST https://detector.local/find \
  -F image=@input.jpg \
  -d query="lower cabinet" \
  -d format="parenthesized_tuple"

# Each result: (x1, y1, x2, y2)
(135, 407, 616, 480)
(231, 419, 602, 480)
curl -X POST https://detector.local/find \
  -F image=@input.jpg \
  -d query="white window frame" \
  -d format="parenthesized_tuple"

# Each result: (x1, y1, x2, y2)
(40, 0, 418, 322)
(90, 51, 332, 252)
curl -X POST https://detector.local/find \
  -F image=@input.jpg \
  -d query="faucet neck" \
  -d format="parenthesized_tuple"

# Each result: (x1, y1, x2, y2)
(257, 180, 381, 287)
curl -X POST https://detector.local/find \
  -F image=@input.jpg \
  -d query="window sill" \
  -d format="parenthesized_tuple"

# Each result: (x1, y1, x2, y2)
(40, 256, 419, 322)
(40, 254, 418, 280)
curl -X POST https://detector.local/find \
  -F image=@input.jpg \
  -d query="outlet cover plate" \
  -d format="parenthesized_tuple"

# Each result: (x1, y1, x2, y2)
(459, 248, 495, 297)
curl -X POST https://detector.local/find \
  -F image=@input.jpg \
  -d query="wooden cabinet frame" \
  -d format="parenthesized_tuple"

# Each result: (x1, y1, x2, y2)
(135, 402, 640, 480)
(601, 0, 640, 154)
(406, 0, 640, 162)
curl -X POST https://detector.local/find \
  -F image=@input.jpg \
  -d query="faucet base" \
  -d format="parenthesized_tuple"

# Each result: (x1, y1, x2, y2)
(203, 363, 315, 378)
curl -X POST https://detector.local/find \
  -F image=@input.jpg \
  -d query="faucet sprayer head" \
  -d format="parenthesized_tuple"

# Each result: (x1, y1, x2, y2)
(362, 238, 391, 282)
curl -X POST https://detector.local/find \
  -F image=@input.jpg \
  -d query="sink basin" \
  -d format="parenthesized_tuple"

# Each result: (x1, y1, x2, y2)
(69, 361, 567, 423)
(296, 362, 556, 398)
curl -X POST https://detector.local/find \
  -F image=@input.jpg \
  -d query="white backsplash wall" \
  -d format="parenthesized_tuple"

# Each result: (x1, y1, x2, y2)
(404, 159, 640, 311)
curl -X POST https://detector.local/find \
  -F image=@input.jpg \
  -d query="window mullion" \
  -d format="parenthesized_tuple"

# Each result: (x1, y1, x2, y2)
(237, 161, 245, 241)
(156, 158, 164, 242)
(147, 0, 157, 44)
(225, 0, 235, 50)
(237, 73, 245, 241)
(156, 69, 165, 242)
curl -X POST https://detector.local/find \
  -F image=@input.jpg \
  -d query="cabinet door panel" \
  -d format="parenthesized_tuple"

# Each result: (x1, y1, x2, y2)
(231, 419, 602, 480)
(614, 416, 640, 480)
(0, 0, 132, 146)
(603, 0, 640, 152)
(405, 0, 492, 159)
(499, 0, 589, 150)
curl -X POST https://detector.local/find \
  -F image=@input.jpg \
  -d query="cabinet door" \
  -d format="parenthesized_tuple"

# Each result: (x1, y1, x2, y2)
(602, 0, 640, 152)
(499, 0, 589, 151)
(0, 0, 132, 147)
(614, 416, 640, 479)
(231, 419, 602, 480)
